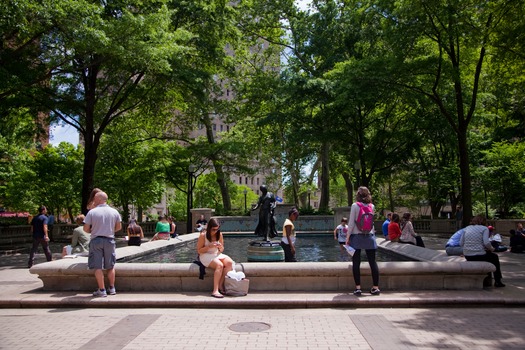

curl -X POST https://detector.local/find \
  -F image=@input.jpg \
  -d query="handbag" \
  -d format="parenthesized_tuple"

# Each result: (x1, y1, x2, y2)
(224, 277, 250, 296)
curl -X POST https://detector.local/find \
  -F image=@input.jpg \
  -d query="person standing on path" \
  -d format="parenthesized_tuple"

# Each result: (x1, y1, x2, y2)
(84, 191, 122, 297)
(346, 186, 380, 296)
(334, 217, 349, 255)
(28, 205, 52, 268)
(280, 207, 300, 262)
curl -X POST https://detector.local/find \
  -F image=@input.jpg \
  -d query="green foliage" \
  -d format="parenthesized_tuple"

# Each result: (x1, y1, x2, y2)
(478, 141, 525, 218)
(3, 143, 83, 217)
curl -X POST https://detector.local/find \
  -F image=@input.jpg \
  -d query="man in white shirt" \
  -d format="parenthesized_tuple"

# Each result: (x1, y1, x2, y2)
(84, 191, 122, 297)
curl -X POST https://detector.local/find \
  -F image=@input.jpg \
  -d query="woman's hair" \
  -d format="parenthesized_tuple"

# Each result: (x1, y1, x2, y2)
(470, 215, 487, 226)
(288, 207, 299, 217)
(355, 186, 372, 204)
(391, 213, 400, 223)
(128, 218, 140, 234)
(205, 218, 221, 242)
(75, 214, 85, 225)
(400, 212, 411, 230)
(87, 188, 102, 209)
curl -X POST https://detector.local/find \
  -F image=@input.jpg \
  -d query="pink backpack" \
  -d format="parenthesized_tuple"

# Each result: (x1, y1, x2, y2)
(355, 202, 374, 234)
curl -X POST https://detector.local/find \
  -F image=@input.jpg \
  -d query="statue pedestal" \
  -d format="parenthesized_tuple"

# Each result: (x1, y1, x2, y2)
(247, 240, 284, 262)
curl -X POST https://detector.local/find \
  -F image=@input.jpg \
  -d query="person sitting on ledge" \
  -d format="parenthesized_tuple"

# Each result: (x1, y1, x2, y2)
(388, 213, 401, 242)
(127, 218, 144, 246)
(196, 218, 234, 298)
(445, 228, 464, 256)
(151, 215, 170, 241)
(399, 212, 425, 247)
(62, 214, 90, 257)
(460, 215, 505, 288)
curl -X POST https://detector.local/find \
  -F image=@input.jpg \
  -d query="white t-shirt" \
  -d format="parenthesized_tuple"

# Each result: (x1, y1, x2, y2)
(281, 218, 296, 244)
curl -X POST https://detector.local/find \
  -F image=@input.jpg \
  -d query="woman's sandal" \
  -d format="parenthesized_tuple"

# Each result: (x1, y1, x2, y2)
(211, 293, 224, 298)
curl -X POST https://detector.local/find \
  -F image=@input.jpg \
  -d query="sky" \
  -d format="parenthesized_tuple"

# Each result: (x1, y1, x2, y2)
(49, 124, 79, 146)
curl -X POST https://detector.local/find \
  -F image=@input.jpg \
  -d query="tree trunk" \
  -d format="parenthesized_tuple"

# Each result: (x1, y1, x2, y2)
(457, 126, 472, 226)
(202, 113, 231, 212)
(342, 172, 353, 205)
(318, 141, 330, 212)
(81, 138, 98, 214)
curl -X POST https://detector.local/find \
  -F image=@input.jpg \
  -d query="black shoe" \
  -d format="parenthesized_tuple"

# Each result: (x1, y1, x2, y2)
(353, 289, 362, 296)
(370, 288, 381, 295)
(494, 281, 506, 288)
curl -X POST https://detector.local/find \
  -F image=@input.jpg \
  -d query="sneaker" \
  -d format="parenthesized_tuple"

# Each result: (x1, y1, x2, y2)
(92, 289, 107, 297)
(494, 281, 506, 288)
(108, 286, 116, 295)
(353, 289, 362, 296)
(370, 287, 381, 295)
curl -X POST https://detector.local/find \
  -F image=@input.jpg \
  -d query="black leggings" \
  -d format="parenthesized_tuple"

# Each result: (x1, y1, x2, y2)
(352, 249, 379, 286)
(465, 252, 502, 282)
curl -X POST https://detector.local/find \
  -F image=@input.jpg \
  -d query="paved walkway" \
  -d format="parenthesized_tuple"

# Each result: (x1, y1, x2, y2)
(1, 240, 524, 349)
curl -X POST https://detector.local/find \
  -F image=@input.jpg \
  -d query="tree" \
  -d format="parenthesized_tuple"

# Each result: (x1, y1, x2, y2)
(4, 143, 83, 219)
(376, 0, 524, 225)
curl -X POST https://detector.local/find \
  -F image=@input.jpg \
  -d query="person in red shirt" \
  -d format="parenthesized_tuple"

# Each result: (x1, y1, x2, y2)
(388, 213, 401, 242)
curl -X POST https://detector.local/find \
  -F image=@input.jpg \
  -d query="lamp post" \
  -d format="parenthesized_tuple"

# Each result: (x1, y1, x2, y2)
(186, 164, 195, 234)
(243, 189, 248, 212)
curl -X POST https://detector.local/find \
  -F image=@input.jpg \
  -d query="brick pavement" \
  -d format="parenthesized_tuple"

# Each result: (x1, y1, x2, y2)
(1, 307, 525, 349)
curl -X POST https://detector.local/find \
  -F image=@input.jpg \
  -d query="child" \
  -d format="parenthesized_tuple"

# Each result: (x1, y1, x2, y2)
(334, 217, 349, 255)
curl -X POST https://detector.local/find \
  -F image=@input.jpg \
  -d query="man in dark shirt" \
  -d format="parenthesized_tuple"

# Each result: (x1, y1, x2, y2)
(28, 205, 52, 268)
(195, 214, 208, 232)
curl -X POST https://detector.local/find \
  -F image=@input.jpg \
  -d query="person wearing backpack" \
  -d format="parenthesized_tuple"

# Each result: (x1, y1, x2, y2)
(345, 186, 380, 296)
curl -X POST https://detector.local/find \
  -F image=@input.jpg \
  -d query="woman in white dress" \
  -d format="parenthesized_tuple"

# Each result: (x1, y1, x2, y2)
(196, 218, 234, 298)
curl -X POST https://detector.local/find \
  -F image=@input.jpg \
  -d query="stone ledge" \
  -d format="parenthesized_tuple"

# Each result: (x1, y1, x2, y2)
(30, 259, 494, 292)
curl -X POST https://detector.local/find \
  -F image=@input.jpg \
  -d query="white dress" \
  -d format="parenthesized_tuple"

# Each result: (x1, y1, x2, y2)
(199, 237, 227, 267)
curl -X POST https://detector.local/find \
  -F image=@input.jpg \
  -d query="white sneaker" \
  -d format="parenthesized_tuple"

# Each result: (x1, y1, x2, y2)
(92, 289, 107, 297)
(108, 286, 116, 295)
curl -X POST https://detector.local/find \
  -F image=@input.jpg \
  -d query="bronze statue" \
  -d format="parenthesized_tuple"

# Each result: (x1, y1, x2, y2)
(251, 185, 278, 241)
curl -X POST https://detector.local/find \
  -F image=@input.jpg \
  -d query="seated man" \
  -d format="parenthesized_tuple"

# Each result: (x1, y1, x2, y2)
(488, 226, 507, 252)
(195, 214, 207, 232)
(445, 228, 464, 256)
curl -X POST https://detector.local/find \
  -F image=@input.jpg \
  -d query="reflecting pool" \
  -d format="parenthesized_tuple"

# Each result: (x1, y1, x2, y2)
(124, 234, 417, 263)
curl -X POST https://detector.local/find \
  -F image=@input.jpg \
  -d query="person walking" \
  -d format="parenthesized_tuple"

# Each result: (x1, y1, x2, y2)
(83, 191, 122, 297)
(28, 205, 52, 268)
(346, 186, 380, 296)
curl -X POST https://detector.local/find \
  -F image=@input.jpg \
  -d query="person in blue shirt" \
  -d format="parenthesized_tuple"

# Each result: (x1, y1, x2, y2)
(382, 213, 391, 240)
(28, 206, 52, 268)
(445, 228, 465, 256)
